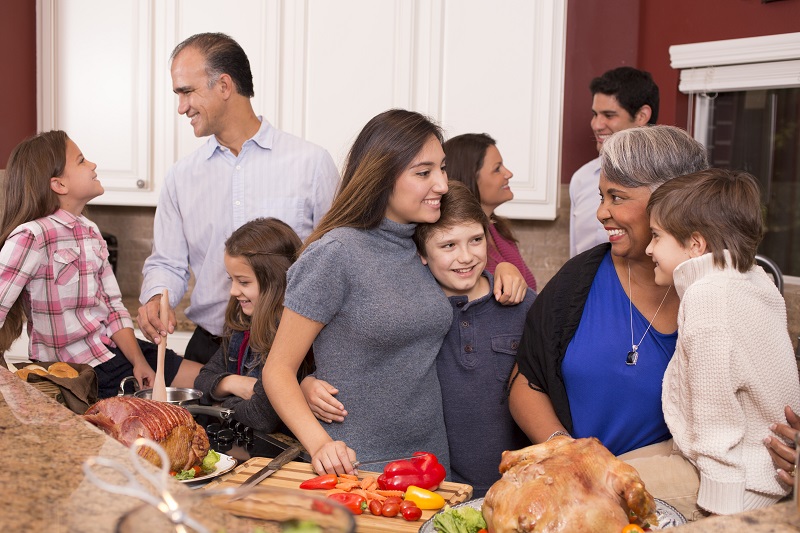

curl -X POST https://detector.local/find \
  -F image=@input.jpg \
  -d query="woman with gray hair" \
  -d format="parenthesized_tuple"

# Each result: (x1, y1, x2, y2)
(509, 125, 708, 515)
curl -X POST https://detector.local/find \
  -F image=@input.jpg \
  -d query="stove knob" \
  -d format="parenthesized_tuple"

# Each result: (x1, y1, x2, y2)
(216, 428, 235, 444)
(205, 422, 221, 439)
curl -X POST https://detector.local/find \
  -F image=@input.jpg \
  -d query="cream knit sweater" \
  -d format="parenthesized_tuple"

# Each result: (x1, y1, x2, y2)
(662, 251, 800, 515)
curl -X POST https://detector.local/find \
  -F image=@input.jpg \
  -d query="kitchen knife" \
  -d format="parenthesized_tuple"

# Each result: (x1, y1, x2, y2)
(352, 455, 419, 469)
(239, 444, 303, 489)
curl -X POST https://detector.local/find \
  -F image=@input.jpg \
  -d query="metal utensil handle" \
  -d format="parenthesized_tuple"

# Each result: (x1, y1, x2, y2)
(352, 454, 419, 469)
(267, 444, 304, 470)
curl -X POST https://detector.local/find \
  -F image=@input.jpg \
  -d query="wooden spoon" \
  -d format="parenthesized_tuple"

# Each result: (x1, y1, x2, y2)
(151, 288, 169, 402)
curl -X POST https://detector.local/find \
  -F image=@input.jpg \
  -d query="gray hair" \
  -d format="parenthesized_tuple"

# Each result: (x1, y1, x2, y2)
(600, 125, 709, 190)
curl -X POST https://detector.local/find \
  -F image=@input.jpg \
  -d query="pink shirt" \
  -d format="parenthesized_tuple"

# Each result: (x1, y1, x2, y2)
(0, 209, 132, 366)
(487, 224, 537, 292)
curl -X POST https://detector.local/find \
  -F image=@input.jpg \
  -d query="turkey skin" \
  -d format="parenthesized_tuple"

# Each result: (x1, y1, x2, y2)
(483, 437, 658, 532)
(84, 396, 210, 471)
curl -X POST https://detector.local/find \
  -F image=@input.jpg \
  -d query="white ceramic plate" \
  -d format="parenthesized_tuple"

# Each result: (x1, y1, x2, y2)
(178, 453, 237, 484)
(418, 497, 687, 532)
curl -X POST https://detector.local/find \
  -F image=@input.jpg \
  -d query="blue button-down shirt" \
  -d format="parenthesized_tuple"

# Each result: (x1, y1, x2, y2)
(140, 118, 339, 335)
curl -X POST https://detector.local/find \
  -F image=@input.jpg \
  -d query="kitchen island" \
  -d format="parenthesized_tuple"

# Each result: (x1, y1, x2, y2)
(3, 364, 800, 532)
(0, 366, 192, 533)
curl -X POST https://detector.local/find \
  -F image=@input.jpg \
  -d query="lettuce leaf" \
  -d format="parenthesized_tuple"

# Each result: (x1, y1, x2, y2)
(432, 505, 487, 533)
(201, 449, 221, 471)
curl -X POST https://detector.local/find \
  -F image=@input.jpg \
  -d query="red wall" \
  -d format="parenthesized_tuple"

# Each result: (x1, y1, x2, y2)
(0, 0, 37, 167)
(561, 0, 800, 182)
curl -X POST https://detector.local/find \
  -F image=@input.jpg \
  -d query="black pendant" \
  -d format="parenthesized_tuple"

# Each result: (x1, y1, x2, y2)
(626, 350, 638, 366)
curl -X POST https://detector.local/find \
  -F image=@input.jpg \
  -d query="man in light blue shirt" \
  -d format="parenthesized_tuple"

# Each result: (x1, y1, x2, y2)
(138, 33, 339, 363)
(569, 67, 659, 257)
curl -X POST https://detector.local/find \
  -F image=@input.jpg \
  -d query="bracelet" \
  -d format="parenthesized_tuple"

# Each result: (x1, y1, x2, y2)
(546, 430, 570, 441)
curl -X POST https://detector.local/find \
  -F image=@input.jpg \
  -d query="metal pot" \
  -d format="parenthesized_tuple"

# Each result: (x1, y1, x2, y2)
(134, 387, 203, 406)
(117, 376, 203, 406)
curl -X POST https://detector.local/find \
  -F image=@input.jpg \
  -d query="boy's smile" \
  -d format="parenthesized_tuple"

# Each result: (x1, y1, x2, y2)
(421, 221, 489, 300)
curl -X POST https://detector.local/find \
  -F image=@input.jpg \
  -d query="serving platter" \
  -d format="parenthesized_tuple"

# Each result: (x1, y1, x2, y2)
(179, 453, 237, 483)
(418, 497, 687, 532)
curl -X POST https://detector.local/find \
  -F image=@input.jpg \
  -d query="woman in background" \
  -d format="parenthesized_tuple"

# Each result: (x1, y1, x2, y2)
(443, 133, 536, 291)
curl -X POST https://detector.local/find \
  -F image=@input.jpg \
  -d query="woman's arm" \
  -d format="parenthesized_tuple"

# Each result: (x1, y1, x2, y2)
(765, 405, 800, 485)
(110, 328, 155, 390)
(262, 308, 356, 475)
(508, 365, 570, 444)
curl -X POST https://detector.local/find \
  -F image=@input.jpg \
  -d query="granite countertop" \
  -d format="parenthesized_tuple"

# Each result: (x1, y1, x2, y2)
(674, 500, 800, 531)
(0, 367, 192, 533)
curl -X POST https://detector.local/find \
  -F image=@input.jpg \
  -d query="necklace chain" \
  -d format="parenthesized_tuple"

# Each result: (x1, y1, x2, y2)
(627, 262, 671, 366)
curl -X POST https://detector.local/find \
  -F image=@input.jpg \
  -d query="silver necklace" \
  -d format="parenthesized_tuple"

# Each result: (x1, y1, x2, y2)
(627, 263, 671, 366)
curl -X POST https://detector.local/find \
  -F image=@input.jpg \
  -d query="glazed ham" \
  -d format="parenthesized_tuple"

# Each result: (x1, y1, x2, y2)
(84, 396, 210, 471)
(483, 437, 658, 533)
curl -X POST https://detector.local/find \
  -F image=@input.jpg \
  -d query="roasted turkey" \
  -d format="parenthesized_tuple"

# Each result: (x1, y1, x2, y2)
(84, 396, 210, 471)
(483, 437, 658, 533)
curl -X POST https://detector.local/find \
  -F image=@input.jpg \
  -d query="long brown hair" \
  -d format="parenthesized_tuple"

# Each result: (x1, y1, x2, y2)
(300, 109, 443, 254)
(0, 131, 67, 353)
(222, 218, 312, 374)
(442, 133, 517, 243)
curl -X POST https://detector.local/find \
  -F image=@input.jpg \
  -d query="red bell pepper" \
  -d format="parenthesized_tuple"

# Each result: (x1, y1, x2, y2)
(327, 492, 367, 515)
(377, 451, 446, 491)
(299, 473, 339, 490)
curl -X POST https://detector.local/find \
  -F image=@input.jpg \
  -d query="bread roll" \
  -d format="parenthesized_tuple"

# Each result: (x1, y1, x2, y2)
(24, 364, 48, 376)
(15, 368, 33, 381)
(48, 362, 79, 378)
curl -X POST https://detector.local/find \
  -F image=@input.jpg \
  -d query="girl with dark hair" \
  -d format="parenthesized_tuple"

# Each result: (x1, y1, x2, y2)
(194, 217, 312, 432)
(263, 110, 528, 477)
(0, 131, 201, 397)
(443, 133, 536, 290)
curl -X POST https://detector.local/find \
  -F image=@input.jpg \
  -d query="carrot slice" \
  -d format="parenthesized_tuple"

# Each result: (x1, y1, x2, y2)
(361, 475, 377, 491)
(325, 488, 349, 497)
(335, 481, 360, 491)
(339, 473, 359, 481)
(374, 489, 404, 498)
(365, 490, 387, 501)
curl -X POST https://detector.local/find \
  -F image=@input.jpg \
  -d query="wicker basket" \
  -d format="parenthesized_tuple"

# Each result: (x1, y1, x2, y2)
(27, 377, 63, 400)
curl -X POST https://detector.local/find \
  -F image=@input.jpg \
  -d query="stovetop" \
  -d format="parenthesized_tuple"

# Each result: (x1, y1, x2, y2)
(193, 412, 310, 465)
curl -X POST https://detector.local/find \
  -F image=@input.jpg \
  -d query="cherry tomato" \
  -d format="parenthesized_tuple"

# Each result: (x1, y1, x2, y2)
(400, 500, 418, 511)
(169, 471, 177, 476)
(622, 525, 645, 533)
(368, 500, 383, 516)
(384, 496, 403, 506)
(192, 465, 204, 476)
(401, 505, 422, 521)
(381, 502, 400, 517)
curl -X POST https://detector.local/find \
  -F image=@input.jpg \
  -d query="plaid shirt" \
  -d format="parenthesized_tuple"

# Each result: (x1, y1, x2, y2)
(0, 209, 132, 366)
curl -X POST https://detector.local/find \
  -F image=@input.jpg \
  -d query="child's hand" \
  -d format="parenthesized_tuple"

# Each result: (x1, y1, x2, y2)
(301, 376, 347, 423)
(493, 262, 528, 305)
(133, 361, 156, 391)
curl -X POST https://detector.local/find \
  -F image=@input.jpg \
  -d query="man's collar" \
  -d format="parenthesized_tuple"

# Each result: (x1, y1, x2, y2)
(202, 116, 274, 159)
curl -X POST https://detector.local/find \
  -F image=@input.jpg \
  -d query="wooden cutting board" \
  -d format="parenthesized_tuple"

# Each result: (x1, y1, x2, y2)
(203, 457, 473, 532)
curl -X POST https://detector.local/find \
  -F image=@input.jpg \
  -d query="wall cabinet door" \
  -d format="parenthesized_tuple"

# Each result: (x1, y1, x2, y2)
(38, 0, 566, 219)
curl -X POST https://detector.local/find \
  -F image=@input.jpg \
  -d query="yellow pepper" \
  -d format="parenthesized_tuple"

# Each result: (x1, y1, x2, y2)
(404, 485, 446, 510)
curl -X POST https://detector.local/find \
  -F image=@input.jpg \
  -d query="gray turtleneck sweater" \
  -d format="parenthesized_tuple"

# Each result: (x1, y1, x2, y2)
(284, 218, 452, 473)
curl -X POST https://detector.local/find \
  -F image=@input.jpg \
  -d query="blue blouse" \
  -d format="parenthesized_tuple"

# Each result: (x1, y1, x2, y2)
(563, 252, 676, 455)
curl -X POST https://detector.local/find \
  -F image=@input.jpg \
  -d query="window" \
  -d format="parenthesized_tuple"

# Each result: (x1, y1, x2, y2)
(671, 32, 800, 277)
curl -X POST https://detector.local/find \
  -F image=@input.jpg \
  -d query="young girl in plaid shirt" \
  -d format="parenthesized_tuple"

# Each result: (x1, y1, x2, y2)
(0, 131, 202, 398)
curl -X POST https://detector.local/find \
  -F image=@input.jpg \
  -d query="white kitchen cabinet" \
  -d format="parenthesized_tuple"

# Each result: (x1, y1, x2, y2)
(38, 0, 566, 219)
